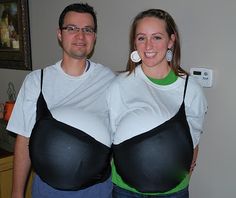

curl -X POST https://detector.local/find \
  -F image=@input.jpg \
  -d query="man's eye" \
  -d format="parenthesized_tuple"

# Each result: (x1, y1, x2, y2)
(67, 26, 75, 31)
(153, 36, 161, 40)
(83, 27, 93, 33)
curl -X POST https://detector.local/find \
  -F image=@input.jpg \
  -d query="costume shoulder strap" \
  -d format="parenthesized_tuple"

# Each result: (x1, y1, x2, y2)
(183, 75, 189, 101)
(35, 69, 52, 121)
(40, 69, 43, 91)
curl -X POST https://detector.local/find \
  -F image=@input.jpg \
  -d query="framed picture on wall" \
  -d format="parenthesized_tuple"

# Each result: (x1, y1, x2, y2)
(0, 0, 31, 70)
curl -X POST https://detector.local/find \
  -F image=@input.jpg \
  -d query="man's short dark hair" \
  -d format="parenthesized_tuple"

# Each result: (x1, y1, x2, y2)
(59, 3, 97, 33)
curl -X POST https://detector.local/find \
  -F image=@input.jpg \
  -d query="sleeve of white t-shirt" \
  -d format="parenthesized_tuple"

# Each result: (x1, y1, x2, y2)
(106, 79, 123, 142)
(7, 71, 40, 137)
(185, 78, 208, 148)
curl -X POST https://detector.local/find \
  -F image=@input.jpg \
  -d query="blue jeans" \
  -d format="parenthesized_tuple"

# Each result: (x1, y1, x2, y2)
(32, 175, 112, 198)
(112, 185, 189, 198)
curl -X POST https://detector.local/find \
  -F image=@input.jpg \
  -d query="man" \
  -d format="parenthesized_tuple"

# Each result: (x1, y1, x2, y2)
(7, 3, 115, 198)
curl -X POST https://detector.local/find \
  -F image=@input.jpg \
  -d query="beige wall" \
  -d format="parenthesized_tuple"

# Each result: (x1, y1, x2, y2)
(0, 0, 235, 197)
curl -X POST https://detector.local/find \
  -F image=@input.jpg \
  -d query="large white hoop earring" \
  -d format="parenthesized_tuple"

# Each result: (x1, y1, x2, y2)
(130, 51, 141, 63)
(166, 49, 173, 62)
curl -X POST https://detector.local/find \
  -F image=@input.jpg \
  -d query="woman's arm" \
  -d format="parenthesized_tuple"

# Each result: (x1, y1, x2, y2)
(189, 144, 199, 176)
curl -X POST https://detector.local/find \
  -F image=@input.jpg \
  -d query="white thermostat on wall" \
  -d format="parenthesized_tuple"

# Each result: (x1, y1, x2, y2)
(190, 67, 213, 88)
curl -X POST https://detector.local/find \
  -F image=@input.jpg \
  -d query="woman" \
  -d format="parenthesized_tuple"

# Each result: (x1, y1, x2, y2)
(107, 9, 207, 197)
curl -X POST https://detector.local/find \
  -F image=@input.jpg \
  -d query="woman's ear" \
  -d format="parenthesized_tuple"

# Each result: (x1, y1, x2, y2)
(168, 34, 176, 49)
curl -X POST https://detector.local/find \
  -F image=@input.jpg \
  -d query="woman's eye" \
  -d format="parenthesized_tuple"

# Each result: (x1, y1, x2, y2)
(137, 36, 145, 41)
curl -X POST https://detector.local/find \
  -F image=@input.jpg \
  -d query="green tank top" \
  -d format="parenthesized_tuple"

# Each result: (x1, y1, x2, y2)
(112, 69, 190, 195)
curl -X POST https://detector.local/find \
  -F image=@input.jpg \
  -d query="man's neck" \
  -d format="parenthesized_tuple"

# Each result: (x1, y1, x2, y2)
(61, 58, 87, 77)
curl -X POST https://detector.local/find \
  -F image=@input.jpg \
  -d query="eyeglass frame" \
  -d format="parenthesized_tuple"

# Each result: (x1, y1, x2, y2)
(61, 25, 95, 35)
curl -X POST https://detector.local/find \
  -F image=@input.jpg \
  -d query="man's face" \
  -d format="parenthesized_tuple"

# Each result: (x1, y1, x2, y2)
(57, 11, 96, 60)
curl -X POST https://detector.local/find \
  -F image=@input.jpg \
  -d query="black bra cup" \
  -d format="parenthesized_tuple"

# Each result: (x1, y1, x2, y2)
(29, 69, 111, 190)
(112, 104, 193, 193)
(112, 76, 193, 193)
(29, 116, 111, 190)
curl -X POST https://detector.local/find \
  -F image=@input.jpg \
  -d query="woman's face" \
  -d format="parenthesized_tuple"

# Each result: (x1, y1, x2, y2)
(135, 17, 175, 72)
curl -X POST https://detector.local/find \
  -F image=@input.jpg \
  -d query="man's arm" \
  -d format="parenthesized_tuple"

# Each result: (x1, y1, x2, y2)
(12, 135, 31, 198)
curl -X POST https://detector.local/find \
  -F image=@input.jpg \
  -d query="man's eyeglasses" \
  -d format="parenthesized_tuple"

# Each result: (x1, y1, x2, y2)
(61, 25, 95, 35)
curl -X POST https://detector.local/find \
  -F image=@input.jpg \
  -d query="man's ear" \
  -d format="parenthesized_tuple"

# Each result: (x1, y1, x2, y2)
(57, 29, 62, 42)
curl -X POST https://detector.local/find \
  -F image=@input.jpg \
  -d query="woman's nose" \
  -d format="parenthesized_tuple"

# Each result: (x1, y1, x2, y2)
(145, 39, 153, 50)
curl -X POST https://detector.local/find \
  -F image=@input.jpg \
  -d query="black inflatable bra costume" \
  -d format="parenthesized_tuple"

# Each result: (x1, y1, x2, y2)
(112, 75, 193, 193)
(29, 69, 111, 190)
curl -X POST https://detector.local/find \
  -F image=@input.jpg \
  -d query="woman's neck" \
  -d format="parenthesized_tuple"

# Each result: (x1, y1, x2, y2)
(142, 63, 171, 79)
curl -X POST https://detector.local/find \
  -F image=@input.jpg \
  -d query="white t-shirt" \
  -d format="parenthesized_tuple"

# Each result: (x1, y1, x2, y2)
(107, 66, 208, 148)
(7, 60, 115, 147)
